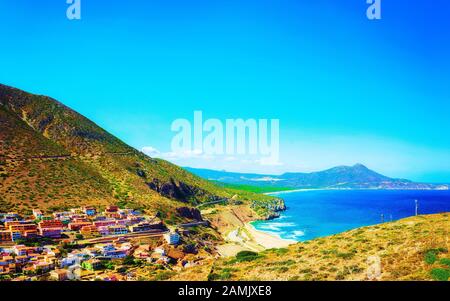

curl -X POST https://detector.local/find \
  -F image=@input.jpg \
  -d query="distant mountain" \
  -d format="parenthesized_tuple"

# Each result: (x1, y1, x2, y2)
(0, 84, 273, 217)
(185, 164, 449, 190)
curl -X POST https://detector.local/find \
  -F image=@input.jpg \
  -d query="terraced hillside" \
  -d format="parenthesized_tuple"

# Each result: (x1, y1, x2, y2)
(171, 213, 450, 281)
(0, 84, 276, 220)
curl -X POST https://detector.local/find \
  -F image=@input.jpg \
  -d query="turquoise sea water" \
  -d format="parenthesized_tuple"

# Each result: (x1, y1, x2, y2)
(251, 190, 450, 242)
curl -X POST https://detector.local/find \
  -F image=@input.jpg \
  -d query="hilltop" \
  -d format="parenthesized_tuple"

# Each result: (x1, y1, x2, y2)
(171, 213, 450, 281)
(186, 164, 449, 190)
(0, 84, 277, 221)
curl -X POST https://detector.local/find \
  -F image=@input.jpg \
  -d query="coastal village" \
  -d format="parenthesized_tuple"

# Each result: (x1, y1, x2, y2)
(0, 205, 209, 281)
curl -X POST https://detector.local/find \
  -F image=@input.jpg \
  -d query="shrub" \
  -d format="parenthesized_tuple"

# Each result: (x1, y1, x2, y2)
(155, 271, 176, 281)
(430, 268, 450, 281)
(336, 252, 355, 260)
(439, 258, 450, 267)
(424, 248, 447, 264)
(235, 251, 262, 262)
(273, 248, 289, 256)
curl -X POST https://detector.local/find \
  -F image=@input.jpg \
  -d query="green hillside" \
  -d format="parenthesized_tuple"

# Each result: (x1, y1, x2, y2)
(0, 84, 275, 220)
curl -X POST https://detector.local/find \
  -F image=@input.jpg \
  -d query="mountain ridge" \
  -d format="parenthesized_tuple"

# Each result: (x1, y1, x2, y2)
(185, 164, 449, 190)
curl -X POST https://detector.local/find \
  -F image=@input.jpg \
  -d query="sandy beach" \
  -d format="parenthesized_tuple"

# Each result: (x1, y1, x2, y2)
(216, 222, 296, 257)
(245, 223, 296, 249)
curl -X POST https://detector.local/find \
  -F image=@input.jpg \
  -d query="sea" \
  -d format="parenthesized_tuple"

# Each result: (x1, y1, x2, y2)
(251, 189, 450, 242)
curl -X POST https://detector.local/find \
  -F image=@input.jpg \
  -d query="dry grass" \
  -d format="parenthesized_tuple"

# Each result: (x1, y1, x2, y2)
(172, 213, 449, 281)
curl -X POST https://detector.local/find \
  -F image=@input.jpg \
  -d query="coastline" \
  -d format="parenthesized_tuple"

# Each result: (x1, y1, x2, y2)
(264, 187, 450, 196)
(245, 222, 296, 249)
(216, 221, 296, 257)
(264, 188, 327, 195)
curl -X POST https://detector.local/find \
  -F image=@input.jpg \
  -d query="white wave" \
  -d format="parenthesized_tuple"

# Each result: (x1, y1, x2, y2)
(256, 222, 297, 232)
(284, 230, 306, 240)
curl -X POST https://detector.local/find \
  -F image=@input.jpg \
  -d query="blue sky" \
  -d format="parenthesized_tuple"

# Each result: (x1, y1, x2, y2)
(1, 0, 449, 182)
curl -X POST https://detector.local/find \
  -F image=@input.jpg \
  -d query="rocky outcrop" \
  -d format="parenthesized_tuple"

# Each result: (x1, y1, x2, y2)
(147, 178, 206, 203)
(176, 207, 203, 221)
(250, 197, 286, 220)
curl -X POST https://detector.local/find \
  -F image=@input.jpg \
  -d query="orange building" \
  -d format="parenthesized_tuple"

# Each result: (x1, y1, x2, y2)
(68, 221, 92, 231)
(80, 225, 99, 237)
(0, 231, 12, 242)
(9, 223, 38, 233)
(39, 220, 64, 229)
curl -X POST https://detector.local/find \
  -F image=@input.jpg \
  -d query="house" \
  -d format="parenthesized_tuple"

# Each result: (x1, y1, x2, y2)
(64, 263, 82, 279)
(98, 244, 129, 259)
(11, 231, 22, 242)
(81, 259, 103, 271)
(80, 225, 99, 237)
(83, 206, 97, 216)
(60, 255, 78, 267)
(6, 221, 39, 240)
(53, 211, 71, 219)
(39, 220, 64, 229)
(108, 225, 128, 236)
(104, 249, 128, 259)
(55, 215, 71, 225)
(97, 226, 110, 236)
(3, 212, 19, 222)
(22, 230, 39, 239)
(154, 247, 166, 256)
(0, 263, 17, 274)
(32, 261, 55, 273)
(39, 227, 63, 238)
(49, 269, 71, 281)
(38, 220, 64, 238)
(0, 256, 15, 266)
(164, 231, 181, 245)
(105, 206, 119, 213)
(70, 208, 83, 214)
(93, 220, 116, 228)
(14, 255, 29, 264)
(126, 216, 144, 225)
(94, 215, 107, 221)
(0, 231, 12, 242)
(32, 209, 43, 220)
(68, 221, 92, 231)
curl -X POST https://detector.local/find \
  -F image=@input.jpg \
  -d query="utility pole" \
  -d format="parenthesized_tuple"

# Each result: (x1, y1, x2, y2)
(415, 199, 419, 216)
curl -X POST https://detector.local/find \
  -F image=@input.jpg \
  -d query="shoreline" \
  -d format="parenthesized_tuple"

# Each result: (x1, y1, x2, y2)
(264, 187, 450, 195)
(264, 188, 328, 195)
(245, 222, 296, 249)
(216, 221, 296, 257)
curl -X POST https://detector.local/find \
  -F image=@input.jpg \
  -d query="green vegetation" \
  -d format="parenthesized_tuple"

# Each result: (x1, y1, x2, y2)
(213, 182, 294, 194)
(424, 248, 447, 264)
(235, 251, 264, 262)
(430, 268, 450, 281)
(440, 258, 450, 267)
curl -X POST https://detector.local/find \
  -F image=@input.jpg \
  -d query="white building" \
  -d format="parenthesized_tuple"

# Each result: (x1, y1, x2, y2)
(164, 231, 181, 245)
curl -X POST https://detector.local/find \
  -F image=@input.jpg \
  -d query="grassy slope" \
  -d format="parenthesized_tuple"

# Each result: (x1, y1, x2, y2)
(171, 213, 450, 281)
(0, 84, 273, 219)
(0, 105, 118, 212)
